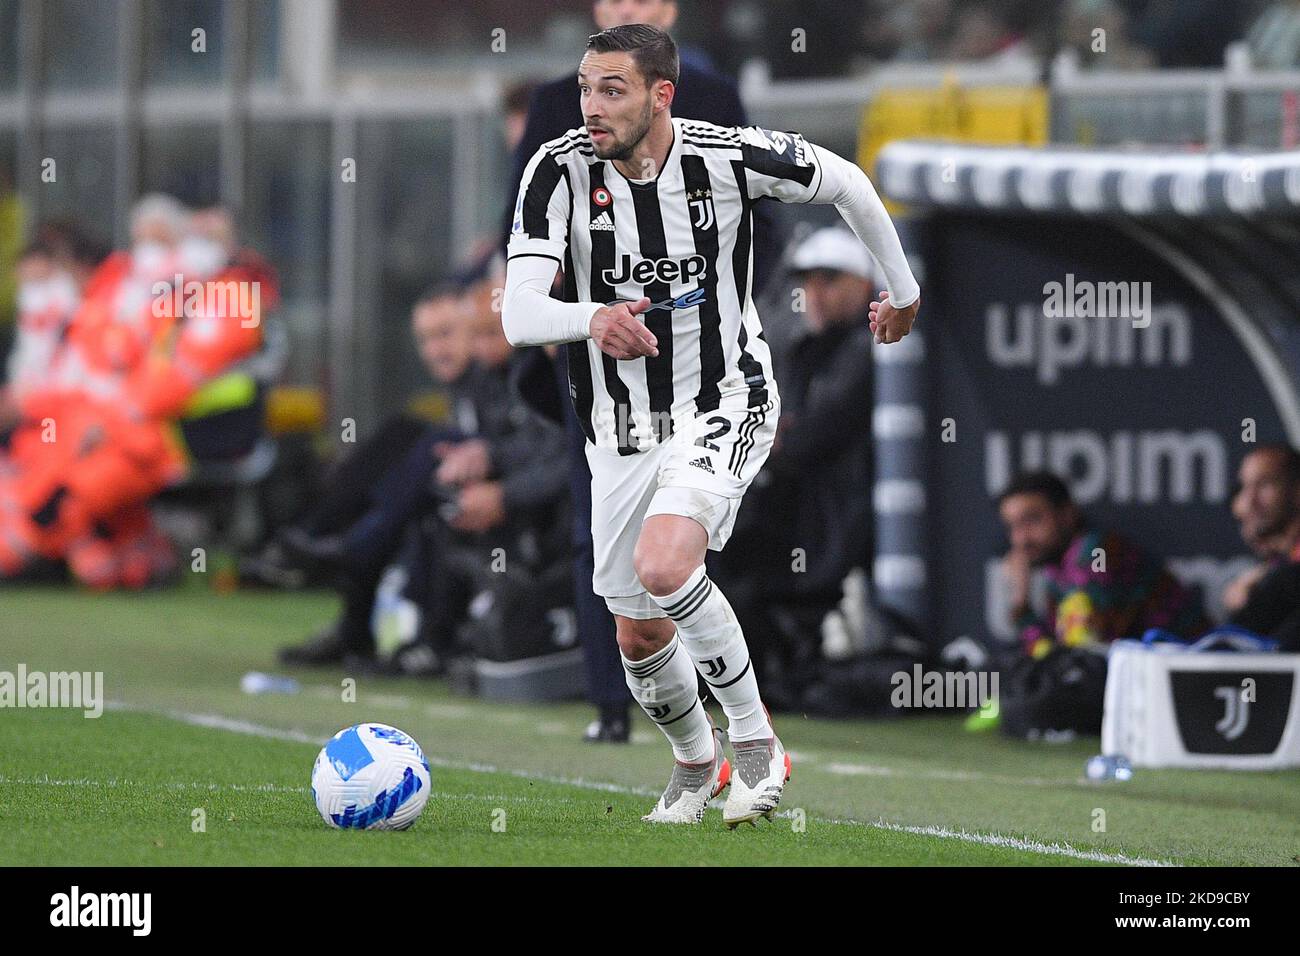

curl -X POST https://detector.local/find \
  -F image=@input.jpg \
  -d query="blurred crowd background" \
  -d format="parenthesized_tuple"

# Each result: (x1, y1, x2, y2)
(2, 0, 1299, 734)
(2, 0, 1297, 420)
(0, 0, 1294, 405)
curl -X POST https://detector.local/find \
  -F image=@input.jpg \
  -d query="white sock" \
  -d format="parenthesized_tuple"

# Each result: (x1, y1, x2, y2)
(621, 634, 714, 763)
(651, 566, 773, 742)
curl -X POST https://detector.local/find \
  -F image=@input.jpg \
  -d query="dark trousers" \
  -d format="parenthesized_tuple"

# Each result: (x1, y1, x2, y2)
(303, 416, 433, 537)
(309, 417, 462, 656)
(557, 354, 629, 711)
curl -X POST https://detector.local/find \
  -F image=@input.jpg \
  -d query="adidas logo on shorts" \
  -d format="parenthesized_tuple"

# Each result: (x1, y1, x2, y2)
(589, 211, 615, 232)
(688, 456, 715, 475)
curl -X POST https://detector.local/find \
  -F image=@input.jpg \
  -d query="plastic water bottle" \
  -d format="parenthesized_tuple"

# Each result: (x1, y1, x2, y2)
(371, 565, 421, 660)
(240, 672, 300, 695)
(1085, 754, 1133, 781)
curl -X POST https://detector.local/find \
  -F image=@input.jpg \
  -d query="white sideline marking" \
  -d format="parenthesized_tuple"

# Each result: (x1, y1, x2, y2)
(820, 761, 1062, 787)
(107, 701, 658, 796)
(295, 689, 582, 737)
(813, 816, 1176, 868)
(100, 701, 1176, 866)
(0, 773, 306, 795)
(0, 777, 598, 807)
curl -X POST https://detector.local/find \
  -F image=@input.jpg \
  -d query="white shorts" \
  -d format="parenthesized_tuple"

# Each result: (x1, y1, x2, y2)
(585, 393, 779, 619)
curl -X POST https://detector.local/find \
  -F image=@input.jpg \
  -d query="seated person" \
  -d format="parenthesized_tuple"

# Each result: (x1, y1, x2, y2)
(713, 227, 878, 706)
(257, 286, 472, 579)
(160, 205, 279, 463)
(0, 197, 275, 587)
(1223, 444, 1300, 651)
(1, 221, 106, 437)
(3, 243, 79, 422)
(277, 277, 569, 673)
(999, 471, 1209, 658)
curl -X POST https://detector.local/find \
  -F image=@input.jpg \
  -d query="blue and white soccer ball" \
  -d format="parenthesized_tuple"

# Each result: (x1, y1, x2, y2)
(311, 723, 432, 830)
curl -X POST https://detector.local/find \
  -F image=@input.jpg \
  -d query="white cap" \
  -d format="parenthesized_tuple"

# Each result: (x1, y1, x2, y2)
(789, 227, 874, 281)
(130, 193, 190, 236)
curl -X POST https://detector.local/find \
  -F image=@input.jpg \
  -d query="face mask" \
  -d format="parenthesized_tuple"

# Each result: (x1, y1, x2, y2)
(44, 272, 80, 312)
(17, 276, 76, 329)
(131, 240, 172, 278)
(18, 280, 49, 314)
(178, 236, 227, 278)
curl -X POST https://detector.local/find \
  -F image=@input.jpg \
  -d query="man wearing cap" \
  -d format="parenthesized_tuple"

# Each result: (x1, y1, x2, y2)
(712, 227, 881, 707)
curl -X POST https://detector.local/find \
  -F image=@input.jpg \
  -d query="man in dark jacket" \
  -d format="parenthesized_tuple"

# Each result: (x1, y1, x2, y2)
(503, 0, 780, 742)
(714, 227, 879, 707)
(277, 281, 569, 671)
(1224, 444, 1300, 651)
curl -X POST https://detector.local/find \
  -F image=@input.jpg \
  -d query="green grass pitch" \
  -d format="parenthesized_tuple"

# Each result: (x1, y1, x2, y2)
(1, 586, 1297, 866)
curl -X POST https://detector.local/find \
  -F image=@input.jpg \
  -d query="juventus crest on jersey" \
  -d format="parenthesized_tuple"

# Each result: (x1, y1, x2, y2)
(508, 117, 827, 455)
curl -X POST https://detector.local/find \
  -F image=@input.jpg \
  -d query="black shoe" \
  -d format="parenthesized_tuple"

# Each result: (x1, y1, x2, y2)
(240, 544, 308, 589)
(360, 643, 443, 679)
(390, 642, 443, 677)
(277, 526, 347, 570)
(278, 625, 345, 666)
(583, 711, 630, 743)
(340, 651, 386, 678)
(444, 655, 478, 695)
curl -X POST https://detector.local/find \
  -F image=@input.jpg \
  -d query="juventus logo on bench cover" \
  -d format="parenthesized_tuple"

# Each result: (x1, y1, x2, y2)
(1214, 686, 1250, 740)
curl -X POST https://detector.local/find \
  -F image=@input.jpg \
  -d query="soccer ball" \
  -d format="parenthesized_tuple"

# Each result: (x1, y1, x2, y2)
(311, 723, 432, 830)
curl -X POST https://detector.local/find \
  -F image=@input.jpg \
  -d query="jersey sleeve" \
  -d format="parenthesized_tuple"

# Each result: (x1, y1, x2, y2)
(506, 145, 572, 265)
(738, 126, 824, 204)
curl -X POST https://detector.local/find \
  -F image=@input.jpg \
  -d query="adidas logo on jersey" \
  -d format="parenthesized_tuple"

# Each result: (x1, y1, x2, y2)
(688, 456, 715, 475)
(589, 211, 615, 232)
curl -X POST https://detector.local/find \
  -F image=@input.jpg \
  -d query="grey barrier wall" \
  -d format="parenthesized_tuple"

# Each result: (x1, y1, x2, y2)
(876, 142, 1300, 650)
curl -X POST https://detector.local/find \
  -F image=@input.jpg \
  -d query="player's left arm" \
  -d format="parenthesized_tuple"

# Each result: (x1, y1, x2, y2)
(808, 143, 919, 345)
(741, 128, 920, 344)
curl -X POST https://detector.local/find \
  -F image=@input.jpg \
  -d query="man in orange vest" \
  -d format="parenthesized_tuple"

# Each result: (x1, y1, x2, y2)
(0, 198, 277, 586)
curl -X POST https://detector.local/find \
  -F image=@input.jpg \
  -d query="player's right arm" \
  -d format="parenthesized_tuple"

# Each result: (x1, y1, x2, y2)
(502, 146, 658, 359)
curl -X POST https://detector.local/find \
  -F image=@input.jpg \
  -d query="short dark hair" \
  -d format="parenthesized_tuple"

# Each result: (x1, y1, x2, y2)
(998, 471, 1074, 509)
(503, 80, 536, 116)
(414, 279, 465, 311)
(585, 24, 679, 87)
(33, 217, 109, 268)
(1249, 443, 1300, 485)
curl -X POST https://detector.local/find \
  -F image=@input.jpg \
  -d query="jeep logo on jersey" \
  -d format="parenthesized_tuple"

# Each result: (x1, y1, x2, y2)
(603, 254, 707, 286)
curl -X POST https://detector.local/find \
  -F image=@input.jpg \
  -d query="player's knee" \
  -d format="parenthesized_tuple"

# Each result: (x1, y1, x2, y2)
(615, 617, 671, 660)
(633, 546, 695, 597)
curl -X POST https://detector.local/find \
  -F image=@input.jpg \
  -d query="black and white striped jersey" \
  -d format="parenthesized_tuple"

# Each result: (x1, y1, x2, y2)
(508, 118, 826, 455)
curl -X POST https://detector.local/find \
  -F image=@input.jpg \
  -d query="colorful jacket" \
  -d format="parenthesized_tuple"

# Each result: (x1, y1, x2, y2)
(1015, 528, 1209, 658)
